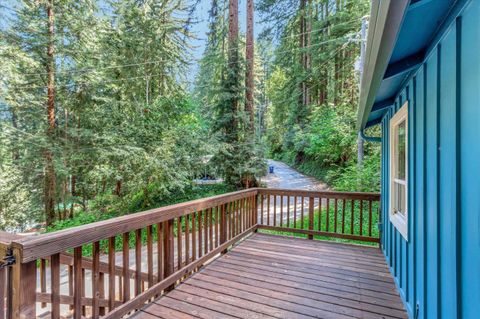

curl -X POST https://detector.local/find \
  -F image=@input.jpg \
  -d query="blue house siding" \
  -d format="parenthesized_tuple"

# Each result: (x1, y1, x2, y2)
(380, 1, 480, 318)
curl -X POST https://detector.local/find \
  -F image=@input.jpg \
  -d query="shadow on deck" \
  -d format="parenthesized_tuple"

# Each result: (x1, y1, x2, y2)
(134, 233, 407, 319)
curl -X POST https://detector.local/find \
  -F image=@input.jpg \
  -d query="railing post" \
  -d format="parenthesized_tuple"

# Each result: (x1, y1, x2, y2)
(220, 203, 227, 253)
(163, 220, 174, 291)
(11, 247, 36, 319)
(254, 194, 258, 231)
(308, 197, 314, 240)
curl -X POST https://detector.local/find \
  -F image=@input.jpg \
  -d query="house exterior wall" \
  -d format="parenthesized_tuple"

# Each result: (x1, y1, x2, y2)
(380, 1, 480, 318)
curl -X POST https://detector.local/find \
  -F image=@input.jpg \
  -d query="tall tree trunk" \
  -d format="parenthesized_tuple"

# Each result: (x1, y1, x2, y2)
(298, 0, 306, 123)
(228, 0, 239, 136)
(44, 0, 56, 226)
(304, 0, 312, 107)
(223, 0, 240, 186)
(245, 0, 254, 132)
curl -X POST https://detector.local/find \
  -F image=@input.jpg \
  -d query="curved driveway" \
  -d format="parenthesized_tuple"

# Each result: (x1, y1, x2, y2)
(262, 159, 328, 191)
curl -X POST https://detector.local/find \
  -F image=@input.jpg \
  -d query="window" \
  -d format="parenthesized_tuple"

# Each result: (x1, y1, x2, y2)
(389, 101, 408, 240)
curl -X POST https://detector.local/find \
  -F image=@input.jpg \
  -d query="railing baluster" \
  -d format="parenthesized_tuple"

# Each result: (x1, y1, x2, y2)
(220, 203, 227, 252)
(232, 200, 242, 238)
(369, 200, 373, 237)
(215, 206, 220, 247)
(92, 241, 100, 319)
(204, 209, 209, 255)
(267, 195, 271, 226)
(260, 195, 264, 225)
(293, 196, 297, 228)
(147, 225, 154, 287)
(342, 199, 346, 234)
(273, 195, 277, 227)
(318, 197, 322, 231)
(177, 217, 183, 271)
(326, 198, 330, 232)
(108, 236, 116, 310)
(122, 232, 130, 302)
(191, 213, 196, 262)
(185, 215, 190, 265)
(135, 229, 142, 296)
(208, 207, 214, 250)
(360, 200, 364, 236)
(227, 202, 232, 239)
(301, 196, 304, 229)
(50, 253, 60, 319)
(163, 219, 174, 291)
(73, 246, 82, 319)
(238, 199, 241, 233)
(198, 212, 203, 258)
(99, 272, 106, 315)
(280, 196, 284, 227)
(238, 199, 242, 234)
(68, 265, 74, 310)
(40, 259, 46, 308)
(157, 223, 164, 282)
(245, 197, 249, 229)
(285, 196, 289, 228)
(308, 197, 314, 240)
(351, 200, 355, 235)
(250, 196, 253, 228)
(246, 197, 249, 229)
(244, 197, 248, 230)
(334, 199, 338, 233)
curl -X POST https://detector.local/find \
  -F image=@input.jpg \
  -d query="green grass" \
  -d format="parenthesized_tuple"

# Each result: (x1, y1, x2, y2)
(259, 200, 380, 246)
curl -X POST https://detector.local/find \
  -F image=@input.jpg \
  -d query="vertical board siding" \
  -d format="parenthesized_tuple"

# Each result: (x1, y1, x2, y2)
(380, 2, 480, 318)
(460, 1, 480, 318)
(425, 47, 439, 319)
(439, 24, 458, 319)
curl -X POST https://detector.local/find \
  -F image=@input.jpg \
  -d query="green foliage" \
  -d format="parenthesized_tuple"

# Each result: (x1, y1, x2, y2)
(194, 0, 267, 188)
(328, 152, 381, 192)
(260, 0, 380, 192)
(0, 0, 217, 230)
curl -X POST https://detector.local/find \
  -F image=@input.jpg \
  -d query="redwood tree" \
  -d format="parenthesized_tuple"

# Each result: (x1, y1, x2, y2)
(245, 0, 255, 132)
(45, 0, 56, 226)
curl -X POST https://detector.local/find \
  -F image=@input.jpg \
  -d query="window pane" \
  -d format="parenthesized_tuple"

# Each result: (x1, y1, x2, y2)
(396, 120, 406, 180)
(394, 182, 406, 216)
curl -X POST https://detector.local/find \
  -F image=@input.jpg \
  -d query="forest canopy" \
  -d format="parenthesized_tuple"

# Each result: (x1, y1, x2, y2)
(0, 0, 380, 232)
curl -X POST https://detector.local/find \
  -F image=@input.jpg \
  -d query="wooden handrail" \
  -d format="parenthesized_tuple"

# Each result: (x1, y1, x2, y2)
(258, 188, 380, 200)
(13, 188, 258, 263)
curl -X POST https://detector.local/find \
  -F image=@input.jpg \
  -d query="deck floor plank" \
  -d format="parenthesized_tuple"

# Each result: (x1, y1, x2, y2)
(135, 233, 408, 319)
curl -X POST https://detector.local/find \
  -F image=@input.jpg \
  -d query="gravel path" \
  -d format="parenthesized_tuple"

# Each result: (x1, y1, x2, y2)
(262, 159, 329, 191)
(259, 159, 329, 226)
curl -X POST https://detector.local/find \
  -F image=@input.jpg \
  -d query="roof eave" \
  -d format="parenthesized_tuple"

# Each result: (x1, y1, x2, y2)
(356, 0, 410, 131)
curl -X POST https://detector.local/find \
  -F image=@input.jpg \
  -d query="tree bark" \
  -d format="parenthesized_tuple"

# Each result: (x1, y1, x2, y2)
(245, 0, 254, 132)
(298, 0, 306, 120)
(305, 0, 312, 107)
(44, 0, 56, 226)
(228, 0, 239, 119)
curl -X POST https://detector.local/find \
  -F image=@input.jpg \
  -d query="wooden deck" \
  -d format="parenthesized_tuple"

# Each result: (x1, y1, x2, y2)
(134, 233, 407, 319)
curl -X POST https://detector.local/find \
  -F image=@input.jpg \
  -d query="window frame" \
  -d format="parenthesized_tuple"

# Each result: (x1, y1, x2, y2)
(389, 101, 408, 240)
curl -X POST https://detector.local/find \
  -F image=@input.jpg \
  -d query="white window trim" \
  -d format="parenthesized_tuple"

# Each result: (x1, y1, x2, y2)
(389, 101, 408, 241)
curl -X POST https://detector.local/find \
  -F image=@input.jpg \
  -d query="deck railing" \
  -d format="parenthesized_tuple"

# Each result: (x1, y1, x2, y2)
(257, 189, 381, 243)
(0, 188, 380, 319)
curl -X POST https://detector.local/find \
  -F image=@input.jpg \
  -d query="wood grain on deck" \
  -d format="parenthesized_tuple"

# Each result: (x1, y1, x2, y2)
(134, 233, 407, 319)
